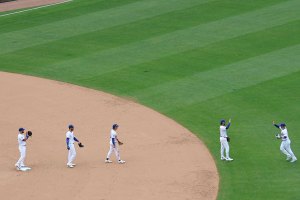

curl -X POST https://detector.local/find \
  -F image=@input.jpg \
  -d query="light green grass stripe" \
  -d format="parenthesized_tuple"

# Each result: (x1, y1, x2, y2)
(0, 0, 214, 54)
(43, 0, 300, 78)
(135, 44, 300, 111)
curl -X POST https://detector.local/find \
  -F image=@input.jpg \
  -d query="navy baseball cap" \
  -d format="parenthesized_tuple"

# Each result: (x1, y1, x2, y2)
(112, 124, 119, 129)
(280, 123, 286, 127)
(68, 124, 74, 129)
(19, 128, 25, 132)
(220, 119, 226, 124)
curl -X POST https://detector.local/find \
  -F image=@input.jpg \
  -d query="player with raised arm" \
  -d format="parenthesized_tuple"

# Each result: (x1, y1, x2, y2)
(220, 119, 233, 161)
(15, 128, 32, 171)
(273, 121, 297, 163)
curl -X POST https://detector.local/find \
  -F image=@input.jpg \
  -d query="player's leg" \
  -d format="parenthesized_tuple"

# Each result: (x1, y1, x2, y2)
(113, 146, 120, 160)
(20, 146, 26, 167)
(70, 144, 76, 164)
(105, 144, 114, 163)
(15, 146, 25, 168)
(222, 139, 233, 161)
(220, 138, 225, 160)
(220, 139, 229, 158)
(225, 141, 230, 159)
(114, 146, 125, 164)
(280, 141, 290, 158)
(285, 140, 297, 162)
(67, 146, 72, 165)
(67, 144, 76, 167)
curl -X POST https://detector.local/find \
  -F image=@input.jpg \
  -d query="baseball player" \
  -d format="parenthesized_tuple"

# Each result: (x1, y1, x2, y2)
(15, 128, 31, 170)
(273, 121, 297, 162)
(220, 119, 233, 161)
(66, 124, 84, 168)
(105, 124, 125, 164)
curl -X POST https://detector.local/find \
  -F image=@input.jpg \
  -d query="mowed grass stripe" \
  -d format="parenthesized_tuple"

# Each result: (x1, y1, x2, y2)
(0, 0, 139, 34)
(40, 0, 300, 80)
(0, 0, 215, 54)
(0, 0, 285, 70)
(133, 44, 300, 111)
(80, 20, 300, 94)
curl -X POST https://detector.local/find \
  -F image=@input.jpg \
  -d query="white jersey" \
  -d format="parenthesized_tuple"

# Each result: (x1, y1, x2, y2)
(220, 125, 228, 138)
(280, 127, 289, 141)
(110, 129, 117, 145)
(66, 131, 75, 144)
(18, 133, 26, 146)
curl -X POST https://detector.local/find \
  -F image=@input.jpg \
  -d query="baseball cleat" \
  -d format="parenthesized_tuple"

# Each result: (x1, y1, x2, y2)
(67, 164, 74, 168)
(290, 157, 297, 163)
(226, 158, 233, 161)
(118, 160, 126, 164)
(286, 156, 292, 161)
(221, 157, 226, 160)
(16, 166, 21, 171)
(105, 160, 113, 163)
(21, 167, 31, 171)
(70, 163, 76, 166)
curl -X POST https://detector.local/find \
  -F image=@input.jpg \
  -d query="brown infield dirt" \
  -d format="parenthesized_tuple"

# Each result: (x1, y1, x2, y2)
(0, 72, 218, 200)
(0, 0, 66, 12)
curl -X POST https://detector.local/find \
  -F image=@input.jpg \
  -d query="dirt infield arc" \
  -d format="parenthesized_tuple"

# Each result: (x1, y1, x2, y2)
(0, 72, 218, 200)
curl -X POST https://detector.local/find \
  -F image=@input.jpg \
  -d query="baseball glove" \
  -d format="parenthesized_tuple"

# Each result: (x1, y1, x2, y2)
(78, 142, 84, 148)
(226, 137, 230, 142)
(27, 131, 32, 137)
(118, 141, 123, 145)
(275, 134, 281, 139)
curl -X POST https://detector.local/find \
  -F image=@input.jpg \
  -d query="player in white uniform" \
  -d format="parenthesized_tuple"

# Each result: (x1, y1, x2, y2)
(220, 119, 233, 161)
(15, 128, 31, 170)
(273, 121, 297, 163)
(105, 124, 125, 164)
(66, 124, 82, 168)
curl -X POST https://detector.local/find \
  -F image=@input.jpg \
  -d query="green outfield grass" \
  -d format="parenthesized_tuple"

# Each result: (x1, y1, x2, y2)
(0, 0, 299, 199)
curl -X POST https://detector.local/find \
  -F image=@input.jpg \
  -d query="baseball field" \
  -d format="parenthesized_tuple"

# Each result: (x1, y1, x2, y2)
(0, 0, 300, 200)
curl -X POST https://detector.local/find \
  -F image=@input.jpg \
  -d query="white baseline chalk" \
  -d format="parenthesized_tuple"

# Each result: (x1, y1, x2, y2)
(0, 0, 73, 17)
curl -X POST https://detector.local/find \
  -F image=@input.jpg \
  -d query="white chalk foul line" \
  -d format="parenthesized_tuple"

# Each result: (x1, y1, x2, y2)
(0, 0, 73, 17)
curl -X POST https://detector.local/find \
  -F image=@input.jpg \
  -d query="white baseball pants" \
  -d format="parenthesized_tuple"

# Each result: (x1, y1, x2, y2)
(280, 140, 296, 159)
(67, 144, 76, 165)
(16, 145, 26, 167)
(220, 137, 230, 159)
(106, 144, 120, 161)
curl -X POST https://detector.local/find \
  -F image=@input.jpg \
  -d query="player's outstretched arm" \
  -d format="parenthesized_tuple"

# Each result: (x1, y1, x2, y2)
(226, 119, 231, 129)
(74, 137, 80, 143)
(273, 121, 279, 128)
(117, 138, 123, 145)
(74, 137, 84, 147)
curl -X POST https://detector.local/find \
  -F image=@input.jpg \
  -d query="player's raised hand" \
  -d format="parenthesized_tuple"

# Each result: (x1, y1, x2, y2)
(229, 118, 231, 123)
(272, 121, 275, 125)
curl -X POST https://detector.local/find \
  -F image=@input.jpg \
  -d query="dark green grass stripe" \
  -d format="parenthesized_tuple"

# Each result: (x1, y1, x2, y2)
(0, 0, 139, 34)
(0, 0, 215, 54)
(0, 0, 286, 68)
(76, 20, 300, 95)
